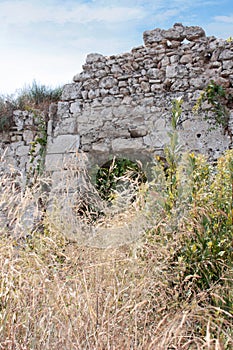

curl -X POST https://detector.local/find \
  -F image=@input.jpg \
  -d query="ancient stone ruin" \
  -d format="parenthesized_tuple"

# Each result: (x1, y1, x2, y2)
(1, 23, 233, 185)
(1, 23, 233, 244)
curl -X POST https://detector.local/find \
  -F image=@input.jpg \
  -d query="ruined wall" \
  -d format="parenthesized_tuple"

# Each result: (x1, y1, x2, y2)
(45, 23, 233, 184)
(1, 24, 233, 184)
(0, 110, 46, 179)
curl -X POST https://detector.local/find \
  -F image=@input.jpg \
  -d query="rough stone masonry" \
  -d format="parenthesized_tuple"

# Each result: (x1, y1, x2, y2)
(1, 23, 233, 184)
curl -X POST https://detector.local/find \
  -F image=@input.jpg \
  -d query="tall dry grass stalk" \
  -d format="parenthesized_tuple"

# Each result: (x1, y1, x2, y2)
(0, 156, 232, 349)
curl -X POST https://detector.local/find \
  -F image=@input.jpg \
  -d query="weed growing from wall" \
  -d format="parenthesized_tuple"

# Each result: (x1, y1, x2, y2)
(17, 80, 62, 109)
(148, 97, 184, 217)
(0, 80, 62, 132)
(193, 80, 233, 133)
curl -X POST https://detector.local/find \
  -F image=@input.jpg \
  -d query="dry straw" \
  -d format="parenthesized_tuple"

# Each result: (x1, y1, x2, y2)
(0, 152, 232, 349)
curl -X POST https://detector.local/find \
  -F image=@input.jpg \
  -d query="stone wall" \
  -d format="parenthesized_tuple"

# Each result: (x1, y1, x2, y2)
(0, 109, 46, 179)
(45, 23, 233, 184)
(1, 24, 233, 184)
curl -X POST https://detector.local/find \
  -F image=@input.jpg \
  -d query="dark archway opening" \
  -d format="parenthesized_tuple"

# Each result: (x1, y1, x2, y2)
(95, 157, 147, 202)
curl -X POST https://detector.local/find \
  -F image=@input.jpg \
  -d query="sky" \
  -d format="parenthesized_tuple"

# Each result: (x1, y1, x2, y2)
(0, 0, 233, 95)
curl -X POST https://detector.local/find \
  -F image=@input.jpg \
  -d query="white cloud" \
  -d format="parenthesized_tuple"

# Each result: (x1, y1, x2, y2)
(214, 15, 233, 24)
(203, 22, 233, 39)
(0, 0, 231, 94)
(0, 1, 146, 25)
(0, 50, 85, 95)
(203, 13, 233, 38)
(150, 9, 180, 24)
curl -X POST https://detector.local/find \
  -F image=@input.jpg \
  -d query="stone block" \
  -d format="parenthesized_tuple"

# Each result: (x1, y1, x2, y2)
(45, 153, 63, 171)
(47, 135, 80, 154)
(16, 145, 30, 156)
(143, 28, 163, 45)
(86, 53, 105, 63)
(180, 54, 192, 64)
(143, 131, 170, 148)
(166, 64, 177, 78)
(129, 128, 148, 138)
(54, 117, 77, 136)
(70, 101, 81, 115)
(100, 77, 118, 89)
(112, 138, 144, 153)
(62, 83, 82, 100)
(184, 26, 206, 41)
(23, 130, 35, 143)
(219, 49, 233, 60)
(92, 142, 110, 153)
(57, 102, 70, 119)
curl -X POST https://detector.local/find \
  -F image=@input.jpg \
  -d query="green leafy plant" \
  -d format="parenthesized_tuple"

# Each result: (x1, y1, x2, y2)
(17, 80, 62, 108)
(193, 80, 232, 132)
(146, 98, 233, 317)
(149, 98, 184, 215)
(0, 81, 62, 132)
(96, 157, 146, 202)
(174, 150, 233, 310)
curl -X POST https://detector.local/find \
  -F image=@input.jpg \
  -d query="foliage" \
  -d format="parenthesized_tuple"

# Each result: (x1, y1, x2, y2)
(0, 95, 232, 348)
(96, 157, 146, 201)
(17, 80, 62, 108)
(0, 96, 15, 132)
(1, 149, 233, 348)
(193, 80, 232, 131)
(0, 80, 62, 132)
(177, 151, 233, 295)
(147, 98, 233, 318)
(163, 97, 183, 211)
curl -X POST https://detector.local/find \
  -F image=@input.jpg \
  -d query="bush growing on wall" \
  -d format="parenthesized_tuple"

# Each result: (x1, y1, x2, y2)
(0, 80, 62, 132)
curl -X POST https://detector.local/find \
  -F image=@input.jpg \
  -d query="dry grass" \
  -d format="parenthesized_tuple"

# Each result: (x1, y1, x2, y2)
(0, 81, 62, 132)
(0, 160, 232, 349)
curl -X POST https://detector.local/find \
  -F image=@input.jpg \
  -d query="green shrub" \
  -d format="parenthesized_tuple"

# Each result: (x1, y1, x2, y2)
(16, 80, 62, 108)
(193, 80, 233, 131)
(96, 157, 146, 202)
(0, 95, 16, 132)
(0, 81, 62, 132)
(146, 97, 233, 317)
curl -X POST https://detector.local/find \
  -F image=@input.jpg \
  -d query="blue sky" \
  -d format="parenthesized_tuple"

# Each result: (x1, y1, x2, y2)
(0, 0, 233, 95)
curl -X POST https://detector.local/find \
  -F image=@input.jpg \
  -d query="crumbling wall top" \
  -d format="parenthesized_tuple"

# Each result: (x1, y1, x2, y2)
(143, 23, 206, 46)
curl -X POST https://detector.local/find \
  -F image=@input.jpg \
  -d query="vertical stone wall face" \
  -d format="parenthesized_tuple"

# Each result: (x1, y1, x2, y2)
(0, 110, 45, 177)
(1, 24, 233, 184)
(45, 23, 233, 182)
